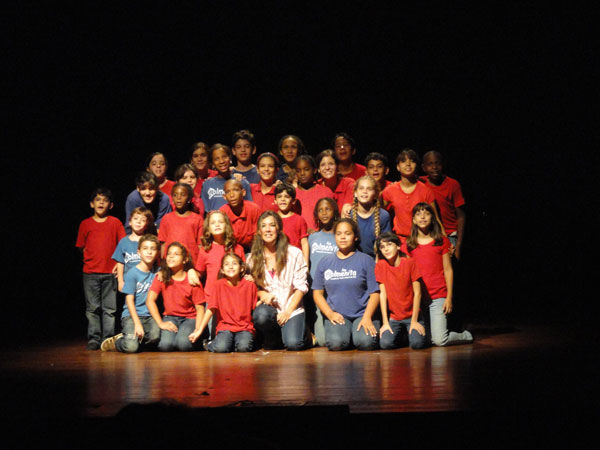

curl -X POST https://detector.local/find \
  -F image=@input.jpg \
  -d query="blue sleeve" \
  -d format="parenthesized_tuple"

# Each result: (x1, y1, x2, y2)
(156, 193, 172, 228)
(122, 269, 137, 295)
(380, 209, 392, 233)
(111, 238, 126, 263)
(364, 255, 379, 294)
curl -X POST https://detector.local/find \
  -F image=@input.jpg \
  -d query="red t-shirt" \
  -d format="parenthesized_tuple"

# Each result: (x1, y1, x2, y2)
(420, 176, 465, 234)
(158, 211, 203, 264)
(208, 278, 257, 333)
(150, 273, 205, 318)
(281, 213, 308, 249)
(219, 201, 261, 250)
(405, 237, 451, 300)
(294, 183, 334, 231)
(249, 183, 278, 212)
(382, 181, 435, 237)
(341, 163, 367, 181)
(76, 216, 126, 273)
(194, 169, 219, 196)
(320, 177, 355, 213)
(160, 179, 175, 196)
(375, 257, 421, 321)
(195, 242, 246, 301)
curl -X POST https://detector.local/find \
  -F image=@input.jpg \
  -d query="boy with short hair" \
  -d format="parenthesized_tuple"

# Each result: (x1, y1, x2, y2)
(219, 179, 261, 252)
(124, 172, 172, 233)
(76, 188, 126, 350)
(231, 129, 260, 184)
(365, 152, 393, 192)
(101, 234, 161, 353)
(275, 182, 309, 264)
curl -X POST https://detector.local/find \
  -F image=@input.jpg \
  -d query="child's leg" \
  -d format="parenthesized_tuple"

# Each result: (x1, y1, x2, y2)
(281, 312, 306, 351)
(314, 307, 326, 347)
(351, 317, 380, 350)
(208, 331, 235, 353)
(324, 318, 353, 351)
(429, 298, 473, 346)
(407, 319, 429, 350)
(173, 318, 198, 351)
(234, 331, 255, 352)
(379, 319, 406, 350)
(82, 273, 102, 348)
(99, 273, 117, 339)
(141, 316, 160, 348)
(116, 316, 140, 353)
(157, 316, 179, 352)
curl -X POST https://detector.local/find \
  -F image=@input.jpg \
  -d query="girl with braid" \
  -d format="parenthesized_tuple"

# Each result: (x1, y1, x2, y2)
(347, 176, 391, 259)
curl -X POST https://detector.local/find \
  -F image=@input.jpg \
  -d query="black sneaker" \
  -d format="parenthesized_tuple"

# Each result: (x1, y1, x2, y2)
(86, 341, 100, 351)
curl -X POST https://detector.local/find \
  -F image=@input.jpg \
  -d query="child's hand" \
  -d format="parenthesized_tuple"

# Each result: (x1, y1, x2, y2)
(187, 269, 201, 286)
(134, 323, 145, 340)
(232, 172, 244, 182)
(112, 264, 119, 276)
(277, 310, 291, 326)
(243, 274, 254, 282)
(328, 311, 345, 325)
(188, 329, 202, 343)
(156, 271, 164, 282)
(258, 291, 278, 308)
(357, 316, 377, 337)
(409, 321, 426, 336)
(341, 203, 352, 218)
(379, 323, 393, 336)
(443, 298, 453, 315)
(159, 321, 178, 333)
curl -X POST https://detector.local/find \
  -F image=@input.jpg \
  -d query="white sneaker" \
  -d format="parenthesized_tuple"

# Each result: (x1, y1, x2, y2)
(101, 333, 123, 351)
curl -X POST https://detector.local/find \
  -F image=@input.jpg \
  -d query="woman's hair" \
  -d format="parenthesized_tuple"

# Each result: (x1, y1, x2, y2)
(333, 218, 361, 249)
(171, 182, 194, 212)
(130, 206, 156, 234)
(351, 175, 382, 253)
(406, 202, 444, 251)
(159, 242, 194, 285)
(210, 143, 232, 160)
(364, 152, 388, 167)
(274, 181, 296, 200)
(217, 253, 249, 280)
(145, 152, 168, 170)
(294, 154, 316, 170)
(249, 211, 289, 289)
(174, 163, 198, 181)
(332, 132, 356, 151)
(313, 197, 339, 231)
(374, 231, 406, 261)
(256, 152, 281, 167)
(201, 210, 237, 252)
(278, 135, 306, 156)
(135, 171, 159, 189)
(232, 129, 256, 148)
(395, 148, 419, 165)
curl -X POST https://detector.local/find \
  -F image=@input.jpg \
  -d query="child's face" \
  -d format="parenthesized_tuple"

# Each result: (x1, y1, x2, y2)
(90, 194, 112, 217)
(224, 181, 245, 209)
(138, 240, 159, 265)
(166, 245, 186, 270)
(137, 183, 157, 204)
(212, 148, 232, 174)
(355, 179, 377, 205)
(296, 159, 316, 185)
(232, 139, 256, 165)
(318, 156, 337, 180)
(258, 157, 277, 182)
(379, 240, 399, 263)
(191, 148, 209, 171)
(259, 215, 279, 245)
(275, 190, 294, 213)
(422, 154, 443, 182)
(413, 209, 433, 229)
(148, 154, 167, 179)
(397, 157, 417, 178)
(179, 169, 197, 190)
(171, 185, 190, 211)
(221, 255, 242, 279)
(317, 201, 335, 226)
(335, 222, 356, 252)
(366, 159, 388, 183)
(129, 213, 148, 235)
(208, 212, 226, 236)
(334, 137, 354, 163)
(280, 138, 299, 164)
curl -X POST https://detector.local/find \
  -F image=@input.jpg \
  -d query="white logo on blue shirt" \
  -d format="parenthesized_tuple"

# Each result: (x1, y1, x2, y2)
(207, 187, 224, 199)
(324, 268, 357, 281)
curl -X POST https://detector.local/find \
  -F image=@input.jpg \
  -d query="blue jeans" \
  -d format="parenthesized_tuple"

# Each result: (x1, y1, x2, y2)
(324, 316, 381, 351)
(82, 273, 117, 344)
(116, 316, 160, 353)
(379, 318, 428, 350)
(157, 316, 202, 352)
(429, 298, 473, 346)
(252, 304, 307, 351)
(208, 330, 254, 353)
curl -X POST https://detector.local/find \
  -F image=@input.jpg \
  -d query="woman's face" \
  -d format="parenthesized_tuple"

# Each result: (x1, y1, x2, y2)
(318, 155, 337, 180)
(259, 215, 279, 245)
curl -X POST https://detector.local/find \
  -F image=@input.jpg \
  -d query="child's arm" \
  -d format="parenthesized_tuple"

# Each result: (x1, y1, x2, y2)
(408, 280, 426, 336)
(300, 237, 309, 265)
(116, 263, 125, 292)
(189, 307, 214, 343)
(379, 283, 392, 336)
(442, 253, 453, 314)
(146, 290, 178, 332)
(356, 292, 380, 337)
(125, 294, 145, 340)
(454, 206, 466, 260)
(186, 268, 202, 286)
(188, 304, 206, 343)
(312, 289, 345, 325)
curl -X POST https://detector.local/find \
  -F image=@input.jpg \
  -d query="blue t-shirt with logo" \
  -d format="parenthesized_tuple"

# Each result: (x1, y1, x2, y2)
(121, 266, 157, 318)
(308, 231, 338, 282)
(356, 208, 391, 258)
(312, 251, 378, 319)
(112, 235, 141, 275)
(201, 175, 253, 212)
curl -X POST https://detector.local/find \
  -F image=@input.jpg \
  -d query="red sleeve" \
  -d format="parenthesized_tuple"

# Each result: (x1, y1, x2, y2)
(191, 284, 206, 305)
(452, 180, 466, 208)
(235, 245, 246, 261)
(149, 276, 164, 294)
(157, 214, 169, 241)
(75, 220, 87, 248)
(195, 248, 207, 272)
(441, 237, 450, 255)
(374, 260, 385, 283)
(116, 219, 126, 241)
(299, 216, 308, 239)
(408, 258, 421, 282)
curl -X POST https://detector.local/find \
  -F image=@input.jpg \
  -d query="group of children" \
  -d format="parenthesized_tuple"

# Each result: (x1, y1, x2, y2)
(76, 129, 471, 353)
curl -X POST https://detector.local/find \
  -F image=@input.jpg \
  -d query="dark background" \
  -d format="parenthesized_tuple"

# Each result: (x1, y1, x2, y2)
(9, 3, 593, 342)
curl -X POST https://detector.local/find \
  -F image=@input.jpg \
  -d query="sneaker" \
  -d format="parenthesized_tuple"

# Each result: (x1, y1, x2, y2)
(101, 333, 123, 352)
(86, 341, 100, 351)
(202, 339, 210, 351)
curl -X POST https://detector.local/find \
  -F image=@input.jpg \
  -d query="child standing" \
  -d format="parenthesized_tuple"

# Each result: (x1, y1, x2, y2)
(76, 188, 126, 350)
(231, 129, 260, 184)
(146, 242, 206, 351)
(125, 172, 172, 233)
(293, 154, 334, 234)
(365, 152, 393, 193)
(219, 179, 262, 252)
(405, 203, 472, 346)
(277, 134, 305, 182)
(158, 183, 203, 264)
(174, 163, 205, 217)
(101, 234, 161, 353)
(375, 232, 427, 350)
(275, 182, 309, 264)
(191, 254, 258, 352)
(112, 206, 155, 292)
(348, 175, 392, 258)
(332, 132, 366, 180)
(146, 152, 175, 196)
(190, 142, 218, 196)
(250, 152, 280, 212)
(316, 149, 355, 214)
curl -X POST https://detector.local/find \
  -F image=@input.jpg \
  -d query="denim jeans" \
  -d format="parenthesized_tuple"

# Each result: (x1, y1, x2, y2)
(429, 297, 473, 346)
(82, 273, 117, 344)
(324, 316, 381, 351)
(157, 316, 202, 352)
(252, 304, 307, 351)
(379, 318, 428, 350)
(208, 330, 254, 353)
(116, 316, 160, 353)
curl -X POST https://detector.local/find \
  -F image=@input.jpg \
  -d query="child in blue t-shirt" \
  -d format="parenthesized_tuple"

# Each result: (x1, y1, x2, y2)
(101, 234, 161, 353)
(231, 129, 260, 184)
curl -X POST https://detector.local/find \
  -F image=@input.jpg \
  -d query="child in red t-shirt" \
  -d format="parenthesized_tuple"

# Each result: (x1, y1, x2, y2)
(250, 152, 280, 212)
(275, 182, 309, 264)
(405, 203, 472, 347)
(173, 163, 205, 217)
(190, 142, 218, 195)
(146, 152, 175, 196)
(219, 179, 261, 252)
(316, 149, 355, 214)
(191, 253, 258, 352)
(365, 152, 393, 194)
(146, 242, 206, 351)
(332, 132, 366, 180)
(374, 232, 427, 350)
(293, 154, 334, 234)
(76, 188, 126, 350)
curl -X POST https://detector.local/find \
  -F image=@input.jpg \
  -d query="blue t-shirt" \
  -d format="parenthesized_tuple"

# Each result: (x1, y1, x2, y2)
(112, 235, 141, 275)
(121, 266, 157, 318)
(308, 231, 338, 282)
(356, 208, 391, 258)
(201, 175, 253, 212)
(312, 251, 379, 320)
(232, 166, 260, 185)
(124, 189, 172, 233)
